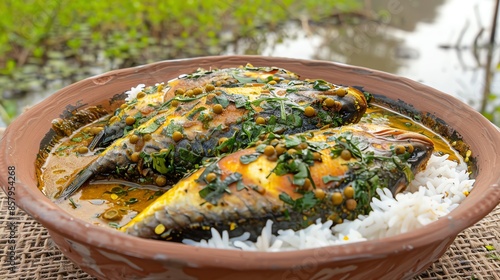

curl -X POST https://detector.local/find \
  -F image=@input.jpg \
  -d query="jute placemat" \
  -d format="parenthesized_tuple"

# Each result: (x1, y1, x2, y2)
(0, 189, 499, 280)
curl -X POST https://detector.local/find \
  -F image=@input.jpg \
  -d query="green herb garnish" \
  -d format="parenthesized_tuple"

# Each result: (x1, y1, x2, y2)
(68, 198, 78, 209)
(239, 153, 261, 164)
(279, 191, 318, 212)
(199, 171, 243, 205)
(136, 116, 166, 134)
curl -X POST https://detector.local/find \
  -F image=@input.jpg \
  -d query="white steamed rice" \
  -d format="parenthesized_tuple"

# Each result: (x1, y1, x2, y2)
(182, 154, 475, 251)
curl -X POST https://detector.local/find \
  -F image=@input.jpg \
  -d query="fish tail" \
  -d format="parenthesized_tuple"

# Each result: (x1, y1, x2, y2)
(57, 165, 97, 201)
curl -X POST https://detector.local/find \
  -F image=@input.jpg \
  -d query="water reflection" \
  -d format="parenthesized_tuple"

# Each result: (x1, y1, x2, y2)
(241, 0, 499, 122)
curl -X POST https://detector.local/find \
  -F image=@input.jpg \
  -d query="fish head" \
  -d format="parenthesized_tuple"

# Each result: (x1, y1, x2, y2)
(338, 87, 368, 124)
(366, 127, 435, 194)
(371, 127, 434, 162)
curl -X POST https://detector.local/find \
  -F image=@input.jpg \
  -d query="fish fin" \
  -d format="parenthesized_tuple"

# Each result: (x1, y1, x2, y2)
(57, 167, 95, 201)
(88, 129, 105, 150)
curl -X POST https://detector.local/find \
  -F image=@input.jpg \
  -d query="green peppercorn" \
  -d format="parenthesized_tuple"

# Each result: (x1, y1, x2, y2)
(90, 126, 103, 135)
(172, 131, 183, 142)
(130, 152, 141, 163)
(406, 144, 414, 153)
(314, 189, 326, 200)
(395, 145, 406, 155)
(155, 175, 167, 187)
(77, 146, 89, 154)
(256, 116, 266, 125)
(263, 145, 276, 157)
(313, 152, 322, 161)
(303, 178, 312, 191)
(174, 88, 185, 95)
(324, 97, 336, 108)
(346, 199, 357, 211)
(125, 116, 136, 126)
(193, 87, 203, 95)
(129, 134, 140, 144)
(205, 84, 215, 92)
(205, 172, 217, 183)
(335, 87, 347, 97)
(171, 99, 180, 107)
(340, 149, 352, 160)
(343, 186, 354, 199)
(275, 144, 286, 155)
(304, 106, 316, 117)
(332, 192, 343, 205)
(213, 104, 224, 114)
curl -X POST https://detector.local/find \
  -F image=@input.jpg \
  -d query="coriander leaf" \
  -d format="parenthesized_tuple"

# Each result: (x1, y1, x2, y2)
(285, 113, 303, 128)
(199, 172, 242, 205)
(237, 180, 247, 191)
(322, 175, 343, 184)
(178, 148, 202, 165)
(279, 192, 295, 205)
(137, 116, 166, 134)
(284, 135, 302, 148)
(233, 94, 249, 108)
(279, 191, 318, 212)
(214, 95, 230, 108)
(163, 120, 183, 137)
(186, 107, 206, 120)
(232, 73, 257, 84)
(240, 153, 261, 164)
(312, 80, 330, 91)
(152, 151, 170, 174)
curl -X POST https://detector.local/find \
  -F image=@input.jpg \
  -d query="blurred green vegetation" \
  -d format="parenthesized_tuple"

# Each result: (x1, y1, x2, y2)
(0, 0, 362, 124)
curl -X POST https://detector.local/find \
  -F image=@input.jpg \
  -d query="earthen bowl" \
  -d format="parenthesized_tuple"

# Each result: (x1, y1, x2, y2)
(1, 56, 499, 280)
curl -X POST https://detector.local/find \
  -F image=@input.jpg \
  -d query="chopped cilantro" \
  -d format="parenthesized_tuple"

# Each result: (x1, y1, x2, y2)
(284, 135, 302, 148)
(199, 172, 243, 205)
(279, 191, 318, 212)
(312, 80, 330, 91)
(214, 94, 230, 108)
(186, 107, 206, 120)
(233, 94, 249, 108)
(152, 150, 171, 174)
(322, 175, 344, 184)
(136, 116, 166, 134)
(163, 120, 183, 137)
(240, 153, 261, 164)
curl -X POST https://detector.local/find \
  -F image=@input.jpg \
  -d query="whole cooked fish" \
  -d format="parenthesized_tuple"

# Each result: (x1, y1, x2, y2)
(88, 65, 301, 149)
(57, 68, 368, 200)
(121, 123, 434, 241)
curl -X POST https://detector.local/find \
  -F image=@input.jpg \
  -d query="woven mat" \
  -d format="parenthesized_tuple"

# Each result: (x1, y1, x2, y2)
(0, 190, 498, 280)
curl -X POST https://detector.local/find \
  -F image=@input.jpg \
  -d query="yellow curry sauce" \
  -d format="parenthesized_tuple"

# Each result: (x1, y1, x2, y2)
(37, 104, 463, 228)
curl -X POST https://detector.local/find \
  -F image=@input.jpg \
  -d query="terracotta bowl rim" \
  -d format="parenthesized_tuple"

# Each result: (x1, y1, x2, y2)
(2, 55, 500, 270)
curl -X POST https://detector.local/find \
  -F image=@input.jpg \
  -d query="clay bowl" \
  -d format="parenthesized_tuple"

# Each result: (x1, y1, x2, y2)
(1, 55, 499, 280)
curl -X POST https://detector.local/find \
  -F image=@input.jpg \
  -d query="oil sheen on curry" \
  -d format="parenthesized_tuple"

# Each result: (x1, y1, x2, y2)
(36, 65, 461, 242)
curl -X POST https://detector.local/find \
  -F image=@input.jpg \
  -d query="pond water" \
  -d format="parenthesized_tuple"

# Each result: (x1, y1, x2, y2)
(227, 0, 500, 113)
(11, 0, 500, 126)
